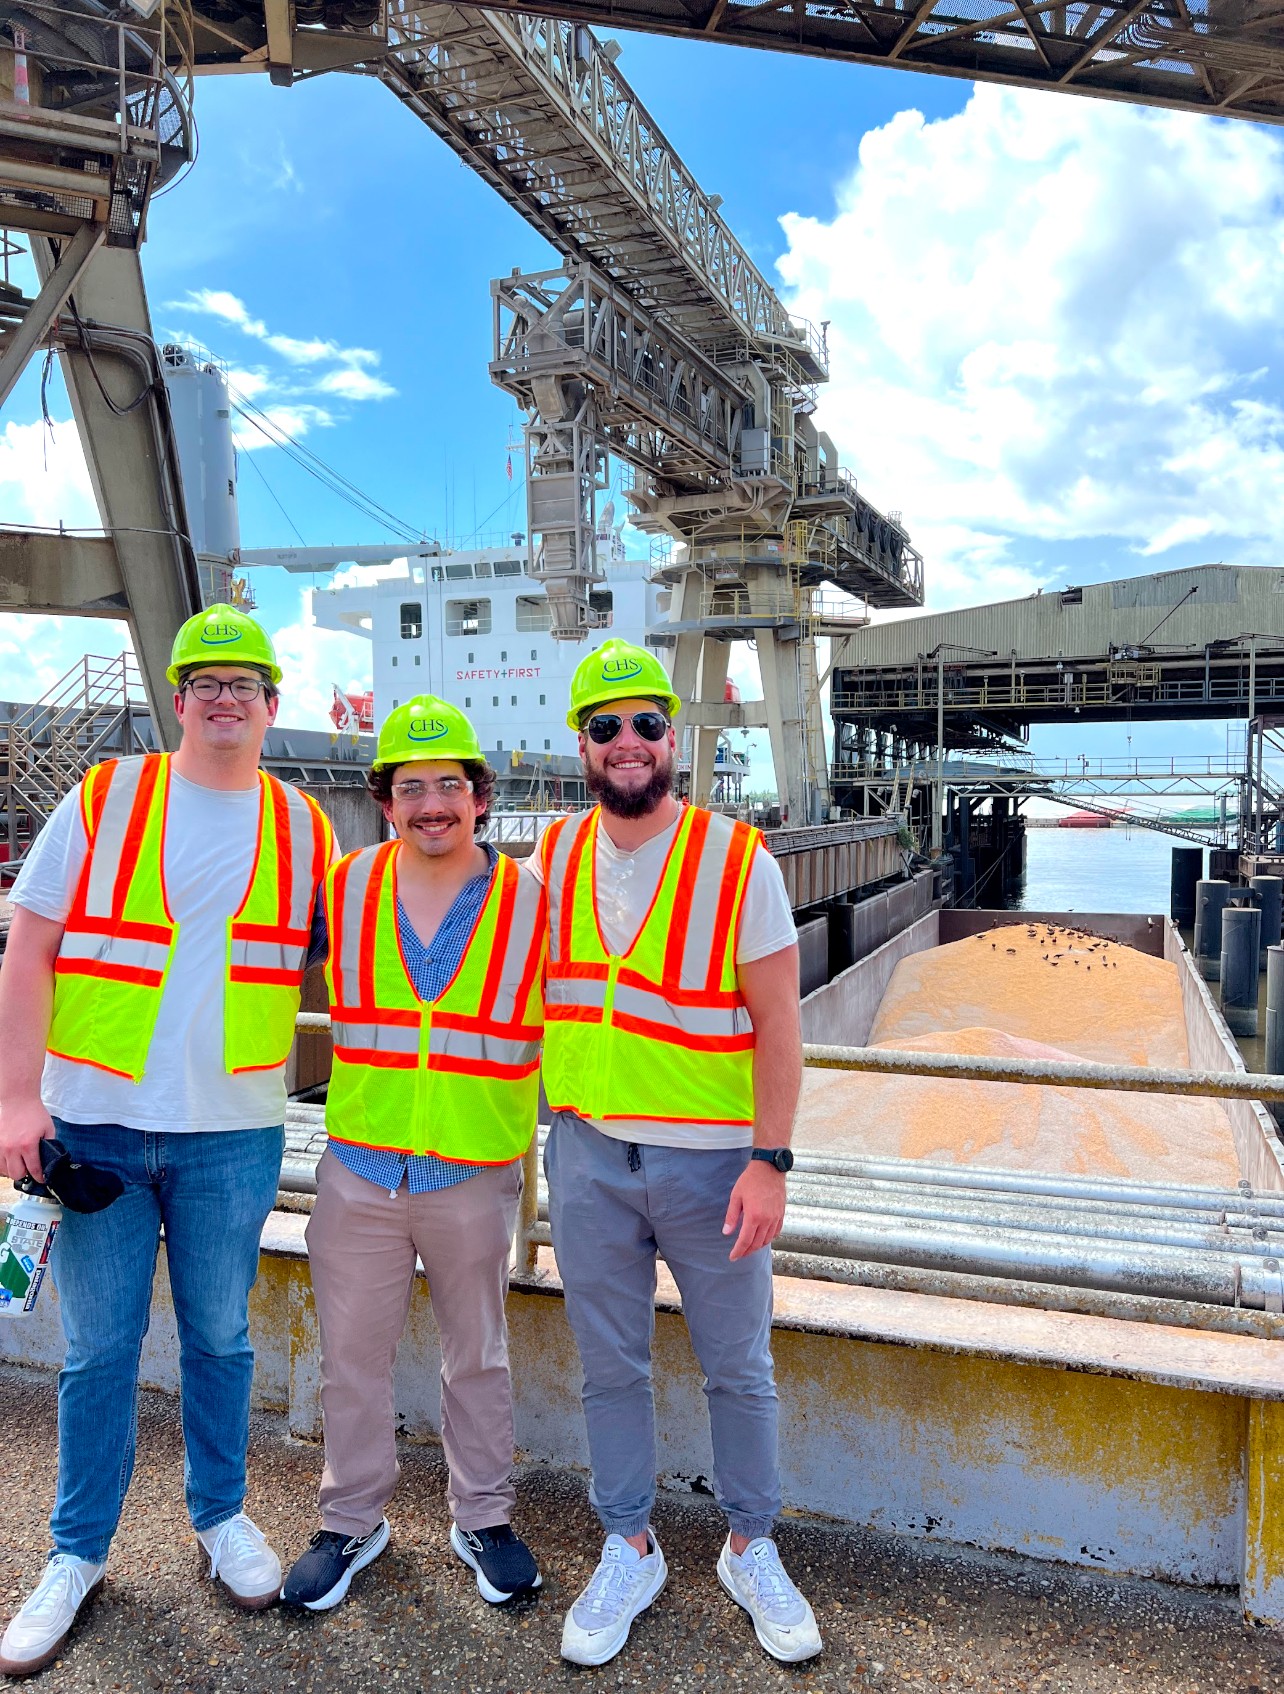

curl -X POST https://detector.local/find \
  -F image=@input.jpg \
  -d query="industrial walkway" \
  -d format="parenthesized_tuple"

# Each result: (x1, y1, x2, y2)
(0, 1366, 1281, 1693)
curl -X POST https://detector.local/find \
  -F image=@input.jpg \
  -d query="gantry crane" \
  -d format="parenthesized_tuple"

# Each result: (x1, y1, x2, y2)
(1, 0, 1280, 813)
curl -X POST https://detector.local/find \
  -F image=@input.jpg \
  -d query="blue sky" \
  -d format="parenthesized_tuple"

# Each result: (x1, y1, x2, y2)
(3, 37, 1283, 792)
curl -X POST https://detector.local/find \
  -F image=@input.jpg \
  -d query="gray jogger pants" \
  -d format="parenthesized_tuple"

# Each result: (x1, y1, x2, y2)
(545, 1111, 780, 1540)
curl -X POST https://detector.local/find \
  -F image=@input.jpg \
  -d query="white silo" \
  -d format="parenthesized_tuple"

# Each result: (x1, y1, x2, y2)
(161, 342, 243, 606)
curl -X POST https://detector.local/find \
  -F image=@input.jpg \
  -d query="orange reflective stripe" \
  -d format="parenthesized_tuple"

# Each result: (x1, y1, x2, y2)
(615, 965, 741, 1008)
(707, 822, 756, 992)
(332, 1004, 420, 1027)
(511, 880, 547, 1018)
(547, 960, 610, 981)
(360, 843, 396, 1006)
(54, 958, 165, 988)
(477, 857, 517, 1020)
(112, 754, 162, 922)
(333, 1048, 419, 1070)
(228, 966, 300, 987)
(429, 1053, 540, 1081)
(663, 806, 710, 987)
(308, 795, 330, 903)
(560, 814, 593, 964)
(610, 1010, 755, 1052)
(66, 915, 172, 945)
(546, 1004, 605, 1025)
(271, 776, 293, 923)
(432, 1010, 543, 1040)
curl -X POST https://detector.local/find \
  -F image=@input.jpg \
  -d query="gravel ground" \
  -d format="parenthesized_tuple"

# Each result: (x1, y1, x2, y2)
(2, 1363, 1284, 1693)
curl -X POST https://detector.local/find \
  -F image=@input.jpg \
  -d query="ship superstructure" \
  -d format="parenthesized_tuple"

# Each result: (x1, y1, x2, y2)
(312, 519, 650, 763)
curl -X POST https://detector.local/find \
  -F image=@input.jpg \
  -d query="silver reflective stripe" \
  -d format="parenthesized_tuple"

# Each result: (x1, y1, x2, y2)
(332, 1018, 418, 1058)
(431, 1026, 540, 1068)
(281, 782, 322, 929)
(230, 937, 306, 975)
(81, 757, 148, 922)
(488, 868, 545, 1024)
(333, 845, 384, 1008)
(614, 980, 748, 1039)
(57, 931, 169, 975)
(675, 812, 744, 990)
(544, 815, 587, 964)
(546, 975, 608, 1010)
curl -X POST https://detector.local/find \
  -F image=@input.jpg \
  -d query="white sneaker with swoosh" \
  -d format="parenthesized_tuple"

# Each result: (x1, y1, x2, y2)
(717, 1535, 822, 1662)
(560, 1532, 667, 1666)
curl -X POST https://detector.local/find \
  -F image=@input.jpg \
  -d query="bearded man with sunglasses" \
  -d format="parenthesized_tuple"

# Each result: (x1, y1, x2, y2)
(529, 640, 821, 1669)
(280, 697, 546, 1615)
(0, 606, 336, 1674)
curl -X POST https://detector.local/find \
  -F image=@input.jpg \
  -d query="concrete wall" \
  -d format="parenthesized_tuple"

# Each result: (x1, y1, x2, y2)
(802, 911, 939, 1046)
(8, 1223, 1284, 1618)
(1163, 920, 1284, 1193)
(301, 783, 385, 854)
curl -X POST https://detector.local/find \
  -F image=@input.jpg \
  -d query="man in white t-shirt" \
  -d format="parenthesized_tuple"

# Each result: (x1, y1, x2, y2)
(0, 606, 335, 1676)
(530, 640, 822, 1670)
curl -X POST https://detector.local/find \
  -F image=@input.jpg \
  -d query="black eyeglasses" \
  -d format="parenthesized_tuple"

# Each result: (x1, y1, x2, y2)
(584, 711, 670, 745)
(183, 675, 273, 703)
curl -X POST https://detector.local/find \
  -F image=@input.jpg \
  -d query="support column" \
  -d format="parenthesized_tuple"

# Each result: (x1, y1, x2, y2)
(32, 242, 200, 749)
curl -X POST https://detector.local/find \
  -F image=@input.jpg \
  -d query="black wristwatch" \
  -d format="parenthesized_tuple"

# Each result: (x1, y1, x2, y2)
(750, 1147, 794, 1173)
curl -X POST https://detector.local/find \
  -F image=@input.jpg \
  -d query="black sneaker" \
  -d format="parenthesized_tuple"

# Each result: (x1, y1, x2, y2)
(449, 1522, 542, 1604)
(280, 1518, 391, 1611)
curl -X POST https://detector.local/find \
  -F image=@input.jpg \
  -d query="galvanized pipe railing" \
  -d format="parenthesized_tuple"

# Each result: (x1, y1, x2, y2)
(287, 1019, 1284, 1311)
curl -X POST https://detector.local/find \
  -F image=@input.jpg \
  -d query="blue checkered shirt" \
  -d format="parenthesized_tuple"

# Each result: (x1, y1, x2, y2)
(327, 843, 500, 1194)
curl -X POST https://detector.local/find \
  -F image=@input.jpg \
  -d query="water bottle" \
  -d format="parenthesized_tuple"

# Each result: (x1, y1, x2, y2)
(0, 1193, 61, 1317)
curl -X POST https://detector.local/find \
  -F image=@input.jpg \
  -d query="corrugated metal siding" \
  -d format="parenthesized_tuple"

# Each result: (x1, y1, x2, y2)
(834, 566, 1284, 670)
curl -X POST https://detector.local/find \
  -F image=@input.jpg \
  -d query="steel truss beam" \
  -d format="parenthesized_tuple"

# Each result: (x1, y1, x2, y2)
(463, 0, 1284, 125)
(491, 263, 747, 483)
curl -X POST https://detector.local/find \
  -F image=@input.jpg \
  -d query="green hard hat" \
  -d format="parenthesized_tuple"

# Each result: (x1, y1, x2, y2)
(566, 639, 681, 731)
(167, 603, 282, 685)
(374, 695, 482, 770)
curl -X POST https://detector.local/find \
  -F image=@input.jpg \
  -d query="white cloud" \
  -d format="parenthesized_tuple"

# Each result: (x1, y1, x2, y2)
(167, 289, 395, 400)
(271, 591, 374, 731)
(314, 368, 397, 402)
(0, 616, 130, 707)
(0, 418, 98, 531)
(330, 560, 410, 589)
(777, 86, 1284, 609)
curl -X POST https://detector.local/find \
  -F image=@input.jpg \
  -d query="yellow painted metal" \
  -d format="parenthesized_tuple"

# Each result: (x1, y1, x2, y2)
(1244, 1399, 1284, 1622)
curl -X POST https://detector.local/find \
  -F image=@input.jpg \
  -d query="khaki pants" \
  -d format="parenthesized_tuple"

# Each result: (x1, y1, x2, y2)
(305, 1146, 522, 1537)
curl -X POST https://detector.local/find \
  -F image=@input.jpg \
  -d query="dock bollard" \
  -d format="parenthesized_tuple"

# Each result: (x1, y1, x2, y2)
(1221, 905, 1262, 1036)
(1170, 846, 1204, 926)
(1251, 876, 1284, 971)
(1268, 947, 1284, 1120)
(1194, 879, 1231, 981)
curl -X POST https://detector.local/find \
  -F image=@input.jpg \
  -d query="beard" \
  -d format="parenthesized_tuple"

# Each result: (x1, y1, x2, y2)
(585, 750, 675, 819)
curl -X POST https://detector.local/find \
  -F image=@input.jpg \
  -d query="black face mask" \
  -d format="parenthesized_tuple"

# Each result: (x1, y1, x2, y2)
(13, 1139, 124, 1215)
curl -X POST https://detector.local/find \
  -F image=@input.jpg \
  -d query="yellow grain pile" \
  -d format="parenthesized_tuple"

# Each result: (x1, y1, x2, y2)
(795, 924, 1243, 1185)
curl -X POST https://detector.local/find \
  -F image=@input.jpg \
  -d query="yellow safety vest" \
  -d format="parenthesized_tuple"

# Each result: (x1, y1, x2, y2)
(541, 805, 761, 1129)
(49, 753, 334, 1083)
(323, 841, 546, 1163)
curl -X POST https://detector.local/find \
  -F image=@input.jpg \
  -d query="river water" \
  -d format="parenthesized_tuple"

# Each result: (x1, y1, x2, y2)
(1013, 826, 1203, 916)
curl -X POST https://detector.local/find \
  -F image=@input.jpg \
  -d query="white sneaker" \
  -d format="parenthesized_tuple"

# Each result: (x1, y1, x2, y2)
(0, 1554, 105, 1676)
(560, 1532, 668, 1666)
(716, 1535, 822, 1662)
(196, 1513, 282, 1611)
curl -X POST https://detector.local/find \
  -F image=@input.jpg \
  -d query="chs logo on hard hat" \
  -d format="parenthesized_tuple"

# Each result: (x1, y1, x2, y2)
(200, 621, 242, 645)
(408, 716, 449, 741)
(602, 656, 643, 681)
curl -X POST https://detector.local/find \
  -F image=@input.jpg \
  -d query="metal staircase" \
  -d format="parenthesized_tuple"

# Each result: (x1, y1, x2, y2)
(1, 652, 150, 881)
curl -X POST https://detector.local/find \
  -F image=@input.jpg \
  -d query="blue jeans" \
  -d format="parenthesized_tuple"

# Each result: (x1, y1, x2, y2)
(47, 1120, 284, 1563)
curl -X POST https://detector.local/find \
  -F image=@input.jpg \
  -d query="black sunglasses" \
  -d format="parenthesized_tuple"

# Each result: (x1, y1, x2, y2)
(584, 711, 670, 745)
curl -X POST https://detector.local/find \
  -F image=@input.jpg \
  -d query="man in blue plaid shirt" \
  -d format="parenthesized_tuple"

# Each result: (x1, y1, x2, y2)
(281, 697, 545, 1614)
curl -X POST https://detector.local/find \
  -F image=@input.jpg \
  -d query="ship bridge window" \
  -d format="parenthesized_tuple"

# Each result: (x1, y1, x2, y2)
(589, 590, 614, 625)
(400, 602, 423, 640)
(431, 566, 446, 582)
(517, 595, 552, 633)
(446, 599, 491, 637)
(495, 559, 522, 577)
(445, 563, 474, 581)
(474, 561, 492, 578)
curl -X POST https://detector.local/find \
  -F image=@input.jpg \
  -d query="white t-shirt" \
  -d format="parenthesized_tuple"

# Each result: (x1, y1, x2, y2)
(10, 770, 323, 1133)
(528, 808, 797, 1149)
